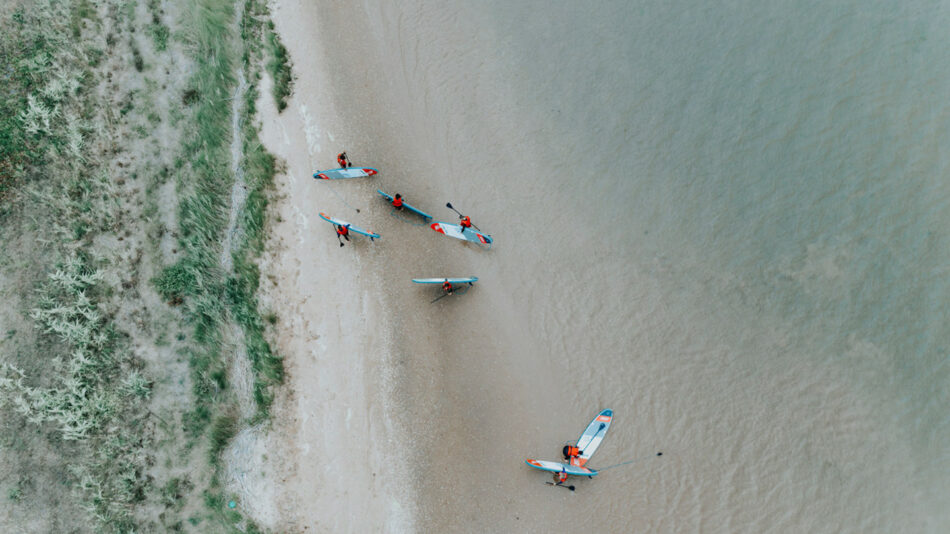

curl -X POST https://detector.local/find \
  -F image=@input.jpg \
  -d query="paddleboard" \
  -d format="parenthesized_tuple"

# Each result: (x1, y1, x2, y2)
(524, 409, 612, 478)
(377, 190, 432, 220)
(575, 409, 612, 466)
(318, 212, 380, 240)
(430, 222, 492, 246)
(411, 277, 478, 284)
(524, 459, 598, 477)
(313, 167, 378, 180)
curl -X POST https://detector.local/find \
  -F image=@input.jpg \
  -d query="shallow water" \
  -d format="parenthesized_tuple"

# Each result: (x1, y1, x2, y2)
(304, 1, 949, 531)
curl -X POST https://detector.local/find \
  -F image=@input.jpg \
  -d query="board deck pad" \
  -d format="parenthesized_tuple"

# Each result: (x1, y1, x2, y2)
(318, 212, 380, 239)
(430, 221, 493, 246)
(412, 277, 478, 284)
(524, 459, 597, 477)
(313, 167, 378, 180)
(377, 190, 433, 220)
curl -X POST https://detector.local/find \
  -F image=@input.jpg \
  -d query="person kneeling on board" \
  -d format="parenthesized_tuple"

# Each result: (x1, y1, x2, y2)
(335, 224, 350, 247)
(442, 280, 454, 295)
(337, 151, 350, 169)
(459, 214, 473, 232)
(563, 445, 582, 465)
(392, 193, 404, 211)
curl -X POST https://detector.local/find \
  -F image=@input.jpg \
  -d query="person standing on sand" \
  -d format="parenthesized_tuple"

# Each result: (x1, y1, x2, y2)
(335, 224, 350, 247)
(553, 467, 569, 486)
(392, 193, 404, 211)
(442, 280, 454, 295)
(337, 152, 350, 168)
(459, 214, 473, 232)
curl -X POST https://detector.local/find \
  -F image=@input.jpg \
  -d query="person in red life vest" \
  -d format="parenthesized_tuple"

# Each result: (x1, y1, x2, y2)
(337, 151, 350, 169)
(459, 214, 472, 232)
(553, 467, 569, 486)
(563, 445, 582, 466)
(442, 280, 454, 295)
(335, 223, 350, 247)
(392, 193, 404, 211)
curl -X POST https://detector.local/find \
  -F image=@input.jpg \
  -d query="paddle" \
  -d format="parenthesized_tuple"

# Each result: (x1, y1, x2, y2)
(545, 482, 575, 491)
(445, 202, 483, 232)
(430, 293, 449, 304)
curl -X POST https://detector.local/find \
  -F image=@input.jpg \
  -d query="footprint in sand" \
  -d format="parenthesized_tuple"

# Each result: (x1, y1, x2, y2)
(292, 206, 309, 244)
(298, 104, 321, 159)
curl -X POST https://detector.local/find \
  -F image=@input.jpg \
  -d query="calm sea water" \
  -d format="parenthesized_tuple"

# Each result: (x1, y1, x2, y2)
(316, 0, 950, 530)
(486, 1, 950, 530)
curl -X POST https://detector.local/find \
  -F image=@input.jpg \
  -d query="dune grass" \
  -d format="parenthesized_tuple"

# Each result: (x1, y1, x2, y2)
(158, 0, 284, 433)
(153, 0, 285, 528)
(0, 0, 288, 530)
(264, 20, 293, 112)
(0, 1, 157, 530)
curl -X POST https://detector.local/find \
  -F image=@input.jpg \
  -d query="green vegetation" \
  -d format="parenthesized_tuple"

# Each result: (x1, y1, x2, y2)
(148, 0, 171, 52)
(209, 413, 239, 462)
(0, 0, 154, 530)
(0, 0, 290, 530)
(264, 20, 292, 111)
(156, 0, 282, 445)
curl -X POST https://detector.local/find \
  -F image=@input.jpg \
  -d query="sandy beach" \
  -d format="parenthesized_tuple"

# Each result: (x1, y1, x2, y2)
(255, 2, 638, 531)
(251, 6, 416, 530)
(253, 1, 571, 530)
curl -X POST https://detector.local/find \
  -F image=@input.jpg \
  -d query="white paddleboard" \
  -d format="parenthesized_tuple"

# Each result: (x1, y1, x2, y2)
(318, 212, 380, 239)
(411, 277, 478, 284)
(575, 409, 612, 466)
(430, 221, 492, 246)
(313, 167, 378, 180)
(524, 459, 597, 477)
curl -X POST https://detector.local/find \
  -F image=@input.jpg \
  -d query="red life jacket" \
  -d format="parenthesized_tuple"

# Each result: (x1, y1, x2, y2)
(392, 197, 403, 207)
(460, 216, 472, 228)
(442, 281, 453, 292)
(337, 225, 349, 236)
(556, 471, 569, 483)
(337, 154, 348, 167)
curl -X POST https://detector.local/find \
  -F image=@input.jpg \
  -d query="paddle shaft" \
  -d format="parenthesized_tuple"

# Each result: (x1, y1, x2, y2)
(545, 482, 575, 491)
(445, 202, 483, 232)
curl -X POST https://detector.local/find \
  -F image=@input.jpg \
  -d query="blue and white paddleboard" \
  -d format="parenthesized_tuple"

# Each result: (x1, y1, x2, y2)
(313, 167, 378, 180)
(576, 409, 612, 464)
(430, 222, 492, 247)
(525, 409, 613, 479)
(319, 212, 380, 240)
(524, 459, 598, 477)
(377, 190, 433, 221)
(411, 277, 478, 284)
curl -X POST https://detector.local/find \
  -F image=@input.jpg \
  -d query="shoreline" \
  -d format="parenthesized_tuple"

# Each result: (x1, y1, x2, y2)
(252, 1, 417, 530)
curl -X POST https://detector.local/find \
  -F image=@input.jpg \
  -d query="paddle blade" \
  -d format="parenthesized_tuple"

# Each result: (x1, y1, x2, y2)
(445, 202, 454, 209)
